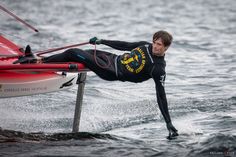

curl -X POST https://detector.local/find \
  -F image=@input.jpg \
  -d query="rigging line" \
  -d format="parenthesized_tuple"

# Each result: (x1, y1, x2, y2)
(36, 42, 90, 56)
(0, 4, 39, 32)
(93, 44, 111, 69)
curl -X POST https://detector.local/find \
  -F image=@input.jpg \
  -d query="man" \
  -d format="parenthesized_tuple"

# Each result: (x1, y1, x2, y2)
(15, 30, 178, 139)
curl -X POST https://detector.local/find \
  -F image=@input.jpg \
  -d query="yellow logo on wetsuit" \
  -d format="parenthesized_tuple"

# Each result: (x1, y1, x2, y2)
(121, 47, 146, 73)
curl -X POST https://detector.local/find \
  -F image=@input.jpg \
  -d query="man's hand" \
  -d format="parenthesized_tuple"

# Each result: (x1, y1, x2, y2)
(89, 37, 102, 45)
(166, 122, 178, 140)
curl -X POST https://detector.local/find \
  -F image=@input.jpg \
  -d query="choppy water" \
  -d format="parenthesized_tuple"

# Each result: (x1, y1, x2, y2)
(0, 0, 236, 156)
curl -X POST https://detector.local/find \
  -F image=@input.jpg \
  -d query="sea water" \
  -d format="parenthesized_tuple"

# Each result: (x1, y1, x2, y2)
(0, 0, 236, 156)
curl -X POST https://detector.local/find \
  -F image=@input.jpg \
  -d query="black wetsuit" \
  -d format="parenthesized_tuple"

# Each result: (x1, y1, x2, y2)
(43, 40, 172, 124)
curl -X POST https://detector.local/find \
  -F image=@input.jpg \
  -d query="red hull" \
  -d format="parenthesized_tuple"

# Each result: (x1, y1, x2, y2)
(0, 63, 88, 72)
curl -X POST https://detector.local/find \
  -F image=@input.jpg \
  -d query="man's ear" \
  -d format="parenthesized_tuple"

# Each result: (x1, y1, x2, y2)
(164, 46, 169, 51)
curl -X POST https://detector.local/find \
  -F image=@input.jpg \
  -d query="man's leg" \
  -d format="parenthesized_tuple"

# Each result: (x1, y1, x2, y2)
(43, 48, 118, 81)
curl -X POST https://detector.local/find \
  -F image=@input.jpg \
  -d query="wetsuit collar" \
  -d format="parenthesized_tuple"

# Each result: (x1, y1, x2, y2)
(149, 45, 165, 59)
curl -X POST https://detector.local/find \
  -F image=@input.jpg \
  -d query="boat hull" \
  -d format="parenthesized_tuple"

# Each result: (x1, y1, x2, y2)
(0, 71, 78, 98)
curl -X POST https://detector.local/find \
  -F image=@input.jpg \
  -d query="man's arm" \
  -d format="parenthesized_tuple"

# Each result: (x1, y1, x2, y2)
(153, 70, 178, 139)
(100, 40, 150, 51)
(154, 74, 171, 123)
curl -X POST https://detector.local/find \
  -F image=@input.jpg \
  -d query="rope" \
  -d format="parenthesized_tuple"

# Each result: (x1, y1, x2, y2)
(0, 4, 38, 32)
(93, 44, 111, 69)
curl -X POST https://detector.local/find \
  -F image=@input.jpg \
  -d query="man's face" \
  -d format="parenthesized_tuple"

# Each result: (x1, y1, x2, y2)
(152, 38, 168, 56)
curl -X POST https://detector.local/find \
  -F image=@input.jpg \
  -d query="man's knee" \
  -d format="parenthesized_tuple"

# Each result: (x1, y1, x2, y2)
(64, 48, 83, 55)
(64, 48, 85, 61)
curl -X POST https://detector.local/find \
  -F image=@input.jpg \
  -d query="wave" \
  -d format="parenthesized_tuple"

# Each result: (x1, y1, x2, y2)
(187, 133, 236, 157)
(1, 96, 235, 134)
(170, 97, 236, 114)
(0, 127, 121, 143)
